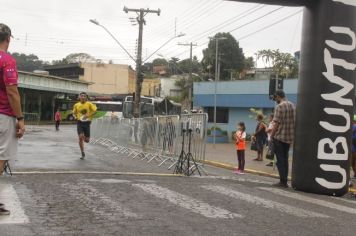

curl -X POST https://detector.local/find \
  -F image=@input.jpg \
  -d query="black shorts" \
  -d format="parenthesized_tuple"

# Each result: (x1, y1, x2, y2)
(77, 121, 91, 138)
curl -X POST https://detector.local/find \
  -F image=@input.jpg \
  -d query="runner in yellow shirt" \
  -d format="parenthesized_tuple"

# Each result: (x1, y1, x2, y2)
(73, 92, 97, 159)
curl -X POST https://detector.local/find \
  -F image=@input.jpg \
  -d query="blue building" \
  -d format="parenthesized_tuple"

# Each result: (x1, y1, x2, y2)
(193, 79, 298, 141)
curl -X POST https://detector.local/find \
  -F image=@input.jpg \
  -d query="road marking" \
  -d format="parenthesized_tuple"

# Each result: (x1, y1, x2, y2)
(203, 185, 329, 218)
(0, 184, 29, 224)
(332, 196, 356, 205)
(61, 183, 138, 219)
(259, 187, 356, 215)
(13, 171, 183, 177)
(193, 176, 273, 185)
(83, 179, 132, 184)
(132, 183, 241, 219)
(134, 179, 157, 183)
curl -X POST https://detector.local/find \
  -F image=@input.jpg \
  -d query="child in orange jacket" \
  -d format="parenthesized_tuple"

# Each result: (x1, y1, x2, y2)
(234, 122, 246, 174)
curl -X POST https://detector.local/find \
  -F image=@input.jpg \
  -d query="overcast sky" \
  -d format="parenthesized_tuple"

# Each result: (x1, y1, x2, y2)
(2, 0, 303, 67)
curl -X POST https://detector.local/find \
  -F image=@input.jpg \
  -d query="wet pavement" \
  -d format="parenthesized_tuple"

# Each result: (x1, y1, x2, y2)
(0, 125, 355, 236)
(14, 125, 172, 174)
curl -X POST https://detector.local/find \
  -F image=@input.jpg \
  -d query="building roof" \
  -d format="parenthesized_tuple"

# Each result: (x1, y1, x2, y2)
(19, 71, 91, 84)
(43, 63, 80, 70)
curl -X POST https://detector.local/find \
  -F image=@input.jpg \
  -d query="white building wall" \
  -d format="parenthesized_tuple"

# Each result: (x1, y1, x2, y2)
(159, 77, 182, 98)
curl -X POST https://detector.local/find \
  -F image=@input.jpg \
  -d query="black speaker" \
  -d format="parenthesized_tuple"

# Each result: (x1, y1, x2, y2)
(269, 75, 283, 100)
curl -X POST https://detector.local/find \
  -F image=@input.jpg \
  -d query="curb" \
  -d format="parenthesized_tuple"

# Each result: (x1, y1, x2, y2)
(12, 171, 184, 177)
(203, 160, 356, 194)
(203, 160, 283, 179)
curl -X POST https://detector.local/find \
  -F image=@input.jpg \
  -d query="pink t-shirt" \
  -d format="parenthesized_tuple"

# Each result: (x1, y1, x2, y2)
(0, 51, 18, 117)
(55, 111, 61, 121)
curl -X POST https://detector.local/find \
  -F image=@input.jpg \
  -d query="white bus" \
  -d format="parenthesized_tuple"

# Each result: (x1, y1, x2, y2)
(92, 101, 123, 119)
(122, 96, 181, 118)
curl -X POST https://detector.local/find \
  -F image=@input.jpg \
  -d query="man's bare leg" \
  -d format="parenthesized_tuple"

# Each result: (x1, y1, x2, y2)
(0, 160, 5, 174)
(79, 134, 85, 159)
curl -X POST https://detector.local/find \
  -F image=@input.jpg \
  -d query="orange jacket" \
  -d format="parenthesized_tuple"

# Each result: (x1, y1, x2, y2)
(235, 131, 246, 150)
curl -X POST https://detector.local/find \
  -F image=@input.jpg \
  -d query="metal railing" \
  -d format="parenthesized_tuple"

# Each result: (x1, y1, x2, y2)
(90, 114, 208, 175)
(23, 112, 40, 132)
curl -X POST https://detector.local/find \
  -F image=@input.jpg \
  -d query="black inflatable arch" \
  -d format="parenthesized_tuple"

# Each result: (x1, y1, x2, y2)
(230, 0, 356, 196)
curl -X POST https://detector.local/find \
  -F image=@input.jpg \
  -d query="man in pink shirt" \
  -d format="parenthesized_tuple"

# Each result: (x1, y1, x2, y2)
(0, 23, 25, 215)
(55, 108, 61, 131)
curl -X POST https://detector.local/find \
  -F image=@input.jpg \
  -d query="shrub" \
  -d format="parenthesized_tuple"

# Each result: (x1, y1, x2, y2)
(207, 126, 226, 136)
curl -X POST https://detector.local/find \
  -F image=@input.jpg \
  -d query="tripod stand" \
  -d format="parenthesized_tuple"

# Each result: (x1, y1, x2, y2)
(174, 128, 201, 176)
(3, 160, 12, 176)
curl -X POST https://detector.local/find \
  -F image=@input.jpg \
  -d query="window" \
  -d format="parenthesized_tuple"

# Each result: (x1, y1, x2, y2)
(207, 107, 229, 123)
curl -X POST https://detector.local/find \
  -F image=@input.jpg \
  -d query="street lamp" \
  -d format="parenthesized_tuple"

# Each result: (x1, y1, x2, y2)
(143, 33, 186, 63)
(89, 19, 136, 63)
(210, 36, 226, 146)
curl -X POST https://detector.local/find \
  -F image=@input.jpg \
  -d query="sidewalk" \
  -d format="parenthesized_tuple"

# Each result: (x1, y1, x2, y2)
(203, 142, 286, 178)
(203, 142, 356, 193)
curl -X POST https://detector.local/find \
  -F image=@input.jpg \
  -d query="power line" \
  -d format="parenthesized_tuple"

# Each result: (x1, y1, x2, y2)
(164, 6, 285, 59)
(168, 8, 301, 60)
(182, 4, 266, 47)
(161, 5, 271, 58)
(237, 10, 303, 41)
(145, 0, 221, 42)
(145, 0, 217, 39)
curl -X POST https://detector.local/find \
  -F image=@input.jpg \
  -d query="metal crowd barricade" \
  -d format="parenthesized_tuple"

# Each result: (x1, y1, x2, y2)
(168, 113, 208, 174)
(89, 113, 208, 175)
(180, 113, 208, 163)
(155, 115, 180, 166)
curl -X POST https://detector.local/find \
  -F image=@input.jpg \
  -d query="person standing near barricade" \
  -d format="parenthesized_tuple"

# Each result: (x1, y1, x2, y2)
(0, 23, 25, 215)
(73, 92, 97, 160)
(266, 114, 275, 167)
(271, 90, 295, 188)
(54, 108, 61, 131)
(252, 114, 267, 161)
(234, 122, 246, 174)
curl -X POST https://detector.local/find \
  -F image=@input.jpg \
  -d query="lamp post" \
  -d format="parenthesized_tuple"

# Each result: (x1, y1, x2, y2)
(144, 33, 185, 63)
(89, 19, 136, 63)
(210, 37, 226, 146)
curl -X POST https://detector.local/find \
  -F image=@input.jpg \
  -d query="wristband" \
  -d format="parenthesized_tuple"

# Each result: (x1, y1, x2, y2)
(16, 116, 24, 121)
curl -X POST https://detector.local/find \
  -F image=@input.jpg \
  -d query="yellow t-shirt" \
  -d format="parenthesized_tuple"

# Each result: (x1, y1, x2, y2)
(73, 101, 97, 121)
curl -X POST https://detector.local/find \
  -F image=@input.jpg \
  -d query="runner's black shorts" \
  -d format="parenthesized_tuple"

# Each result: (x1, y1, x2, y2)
(77, 121, 91, 137)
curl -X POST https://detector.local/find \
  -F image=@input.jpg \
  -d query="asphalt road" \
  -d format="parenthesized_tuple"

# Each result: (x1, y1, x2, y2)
(0, 125, 355, 236)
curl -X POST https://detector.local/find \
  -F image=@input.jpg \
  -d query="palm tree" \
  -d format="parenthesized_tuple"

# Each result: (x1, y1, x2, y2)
(257, 49, 298, 78)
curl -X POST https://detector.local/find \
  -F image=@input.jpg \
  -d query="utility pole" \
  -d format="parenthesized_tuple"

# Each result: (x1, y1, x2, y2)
(211, 36, 226, 146)
(178, 42, 197, 110)
(124, 6, 160, 118)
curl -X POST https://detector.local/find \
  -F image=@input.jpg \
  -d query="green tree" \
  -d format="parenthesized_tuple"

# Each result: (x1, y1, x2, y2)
(52, 53, 98, 65)
(10, 52, 47, 72)
(174, 75, 202, 102)
(256, 49, 299, 78)
(168, 57, 180, 75)
(201, 32, 245, 81)
(244, 56, 255, 70)
(152, 58, 168, 66)
(177, 56, 202, 74)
